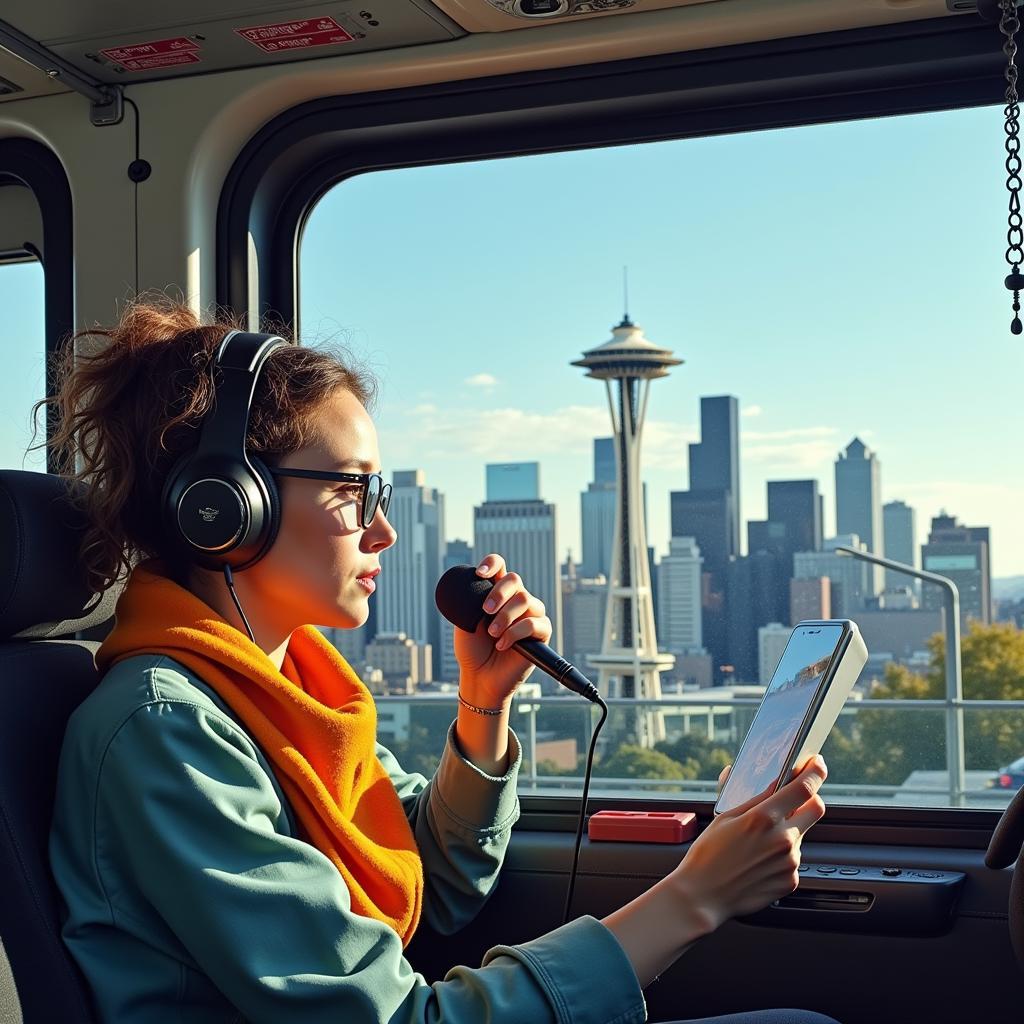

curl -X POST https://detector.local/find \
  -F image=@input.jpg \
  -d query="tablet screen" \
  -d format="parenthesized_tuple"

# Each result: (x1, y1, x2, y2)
(716, 624, 844, 814)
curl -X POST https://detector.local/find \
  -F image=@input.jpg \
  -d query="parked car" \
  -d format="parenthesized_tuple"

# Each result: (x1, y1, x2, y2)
(989, 756, 1024, 791)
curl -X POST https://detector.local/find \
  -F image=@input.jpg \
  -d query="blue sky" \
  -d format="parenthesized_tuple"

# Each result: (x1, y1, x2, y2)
(299, 102, 1023, 577)
(2, 102, 1021, 576)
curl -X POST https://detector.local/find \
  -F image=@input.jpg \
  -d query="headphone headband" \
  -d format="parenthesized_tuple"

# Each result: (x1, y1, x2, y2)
(197, 331, 289, 457)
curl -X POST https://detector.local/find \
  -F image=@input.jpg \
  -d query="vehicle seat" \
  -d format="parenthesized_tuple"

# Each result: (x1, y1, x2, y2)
(0, 469, 122, 1024)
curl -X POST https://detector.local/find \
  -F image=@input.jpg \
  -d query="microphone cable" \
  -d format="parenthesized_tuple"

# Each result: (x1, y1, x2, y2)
(562, 691, 609, 925)
(223, 564, 257, 644)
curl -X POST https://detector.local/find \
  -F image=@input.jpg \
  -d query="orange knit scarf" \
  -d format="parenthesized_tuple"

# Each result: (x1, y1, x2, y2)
(96, 562, 423, 946)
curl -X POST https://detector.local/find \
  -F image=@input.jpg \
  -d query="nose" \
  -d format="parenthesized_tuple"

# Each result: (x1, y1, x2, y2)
(363, 507, 397, 552)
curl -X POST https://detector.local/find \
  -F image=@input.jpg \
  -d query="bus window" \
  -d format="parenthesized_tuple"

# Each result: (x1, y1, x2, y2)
(0, 256, 46, 473)
(299, 102, 1021, 810)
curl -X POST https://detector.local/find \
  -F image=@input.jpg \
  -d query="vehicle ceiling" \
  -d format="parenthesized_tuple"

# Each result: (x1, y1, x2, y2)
(0, 1, 973, 106)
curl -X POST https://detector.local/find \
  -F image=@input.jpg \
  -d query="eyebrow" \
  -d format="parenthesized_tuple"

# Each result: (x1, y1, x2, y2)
(336, 459, 379, 472)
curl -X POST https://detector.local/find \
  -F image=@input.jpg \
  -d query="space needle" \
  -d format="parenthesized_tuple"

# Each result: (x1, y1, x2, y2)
(571, 309, 681, 746)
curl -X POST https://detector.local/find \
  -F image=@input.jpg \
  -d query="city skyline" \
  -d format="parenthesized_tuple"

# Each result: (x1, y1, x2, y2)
(368, 422, 1000, 587)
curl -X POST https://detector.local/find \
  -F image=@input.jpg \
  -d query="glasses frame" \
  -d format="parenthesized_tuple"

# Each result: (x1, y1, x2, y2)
(269, 468, 392, 528)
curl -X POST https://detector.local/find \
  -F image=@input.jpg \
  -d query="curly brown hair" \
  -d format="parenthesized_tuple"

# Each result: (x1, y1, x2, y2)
(30, 297, 378, 595)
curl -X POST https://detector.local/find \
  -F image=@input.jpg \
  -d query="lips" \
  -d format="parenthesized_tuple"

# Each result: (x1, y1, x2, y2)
(357, 568, 380, 581)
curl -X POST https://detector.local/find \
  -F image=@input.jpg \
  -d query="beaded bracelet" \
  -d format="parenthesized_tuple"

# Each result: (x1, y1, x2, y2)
(457, 692, 505, 716)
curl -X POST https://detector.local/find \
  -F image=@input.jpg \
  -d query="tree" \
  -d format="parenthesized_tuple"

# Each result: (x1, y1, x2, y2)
(655, 733, 733, 781)
(596, 744, 695, 781)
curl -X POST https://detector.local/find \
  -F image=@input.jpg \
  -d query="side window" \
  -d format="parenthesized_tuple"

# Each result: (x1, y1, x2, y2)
(0, 184, 46, 472)
(300, 104, 1023, 808)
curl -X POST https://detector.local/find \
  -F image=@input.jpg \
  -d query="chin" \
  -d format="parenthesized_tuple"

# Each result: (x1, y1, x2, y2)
(333, 600, 369, 630)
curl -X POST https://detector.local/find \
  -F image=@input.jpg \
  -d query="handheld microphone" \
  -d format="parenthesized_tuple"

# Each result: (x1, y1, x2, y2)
(435, 562, 609, 925)
(434, 564, 601, 704)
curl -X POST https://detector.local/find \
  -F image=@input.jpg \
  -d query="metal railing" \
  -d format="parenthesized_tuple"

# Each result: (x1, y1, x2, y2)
(375, 692, 1024, 809)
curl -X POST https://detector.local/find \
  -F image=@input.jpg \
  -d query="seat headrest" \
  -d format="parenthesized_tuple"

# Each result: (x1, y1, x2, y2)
(0, 470, 121, 640)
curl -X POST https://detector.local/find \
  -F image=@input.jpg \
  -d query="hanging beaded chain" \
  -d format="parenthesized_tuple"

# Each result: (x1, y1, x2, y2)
(1000, 0, 1024, 334)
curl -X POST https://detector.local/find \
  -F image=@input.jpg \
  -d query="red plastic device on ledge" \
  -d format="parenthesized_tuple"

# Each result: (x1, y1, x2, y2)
(587, 810, 697, 844)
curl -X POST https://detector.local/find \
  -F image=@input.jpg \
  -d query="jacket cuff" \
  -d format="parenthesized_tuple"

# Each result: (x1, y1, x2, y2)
(431, 721, 522, 837)
(483, 915, 646, 1024)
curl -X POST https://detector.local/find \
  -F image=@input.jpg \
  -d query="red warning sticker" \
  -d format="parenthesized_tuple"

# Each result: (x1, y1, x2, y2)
(117, 51, 201, 72)
(100, 37, 200, 64)
(235, 16, 354, 53)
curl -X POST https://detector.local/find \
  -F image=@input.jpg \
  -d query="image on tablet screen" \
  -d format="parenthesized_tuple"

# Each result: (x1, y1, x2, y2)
(719, 625, 843, 811)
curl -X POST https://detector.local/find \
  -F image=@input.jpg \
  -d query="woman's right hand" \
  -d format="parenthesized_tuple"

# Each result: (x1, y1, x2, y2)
(670, 756, 828, 933)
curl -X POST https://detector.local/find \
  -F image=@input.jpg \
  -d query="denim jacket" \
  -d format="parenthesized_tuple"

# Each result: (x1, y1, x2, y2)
(49, 654, 646, 1024)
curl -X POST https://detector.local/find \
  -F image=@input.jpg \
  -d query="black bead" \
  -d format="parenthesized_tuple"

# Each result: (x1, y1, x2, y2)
(1013, 316, 1023, 335)
(127, 159, 151, 183)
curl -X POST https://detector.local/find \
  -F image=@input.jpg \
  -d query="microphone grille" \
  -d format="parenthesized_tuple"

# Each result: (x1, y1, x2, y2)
(434, 564, 493, 633)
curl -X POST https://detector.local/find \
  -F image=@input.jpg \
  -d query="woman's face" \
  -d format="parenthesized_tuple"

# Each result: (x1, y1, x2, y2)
(247, 388, 398, 631)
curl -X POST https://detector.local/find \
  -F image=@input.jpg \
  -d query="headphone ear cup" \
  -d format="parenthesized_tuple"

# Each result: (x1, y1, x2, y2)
(245, 455, 281, 566)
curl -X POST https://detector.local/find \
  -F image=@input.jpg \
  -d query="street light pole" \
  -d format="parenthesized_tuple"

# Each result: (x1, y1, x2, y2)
(834, 546, 965, 806)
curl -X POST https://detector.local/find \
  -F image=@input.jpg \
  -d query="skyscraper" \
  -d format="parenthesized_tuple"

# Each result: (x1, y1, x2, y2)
(670, 488, 732, 679)
(669, 395, 740, 684)
(793, 534, 870, 617)
(581, 438, 617, 578)
(921, 512, 992, 626)
(746, 480, 823, 624)
(378, 469, 444, 677)
(790, 577, 831, 624)
(657, 537, 704, 654)
(475, 468, 562, 651)
(440, 538, 473, 682)
(688, 396, 741, 557)
(767, 479, 822, 558)
(758, 623, 791, 686)
(562, 570, 609, 670)
(835, 438, 883, 596)
(486, 462, 540, 502)
(572, 313, 678, 745)
(726, 550, 786, 682)
(671, 490, 733, 575)
(883, 500, 918, 593)
(594, 436, 615, 485)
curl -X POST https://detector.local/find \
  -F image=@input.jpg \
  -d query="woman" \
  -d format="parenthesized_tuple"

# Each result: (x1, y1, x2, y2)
(44, 300, 835, 1024)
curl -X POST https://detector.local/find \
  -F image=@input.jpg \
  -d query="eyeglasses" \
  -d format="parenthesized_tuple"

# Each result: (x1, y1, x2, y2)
(269, 468, 392, 529)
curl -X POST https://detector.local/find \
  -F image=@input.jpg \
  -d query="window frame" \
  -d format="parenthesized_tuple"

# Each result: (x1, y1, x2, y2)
(0, 139, 74, 474)
(216, 11, 1014, 840)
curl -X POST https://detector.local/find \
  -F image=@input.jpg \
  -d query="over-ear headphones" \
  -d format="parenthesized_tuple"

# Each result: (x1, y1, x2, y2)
(161, 329, 289, 572)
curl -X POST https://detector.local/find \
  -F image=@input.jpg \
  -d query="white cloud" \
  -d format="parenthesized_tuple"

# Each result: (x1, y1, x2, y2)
(742, 426, 837, 442)
(465, 372, 498, 388)
(409, 403, 437, 416)
(382, 403, 695, 468)
(741, 404, 763, 418)
(741, 425, 841, 472)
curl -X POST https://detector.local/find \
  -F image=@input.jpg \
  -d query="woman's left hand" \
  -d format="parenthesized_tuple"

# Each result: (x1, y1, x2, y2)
(454, 553, 553, 709)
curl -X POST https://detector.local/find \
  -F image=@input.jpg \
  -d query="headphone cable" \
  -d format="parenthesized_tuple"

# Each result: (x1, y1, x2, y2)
(223, 565, 257, 644)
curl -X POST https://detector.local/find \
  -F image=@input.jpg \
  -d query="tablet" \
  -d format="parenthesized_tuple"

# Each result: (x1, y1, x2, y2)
(714, 620, 868, 815)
